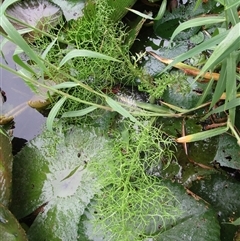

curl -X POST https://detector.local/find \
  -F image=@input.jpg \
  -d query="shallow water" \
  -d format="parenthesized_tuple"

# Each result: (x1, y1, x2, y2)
(1, 40, 45, 141)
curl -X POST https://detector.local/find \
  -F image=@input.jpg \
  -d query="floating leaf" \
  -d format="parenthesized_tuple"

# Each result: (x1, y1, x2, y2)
(0, 132, 13, 207)
(213, 134, 240, 169)
(11, 126, 111, 241)
(51, 0, 86, 21)
(0, 204, 28, 241)
(191, 173, 240, 240)
(6, 0, 62, 40)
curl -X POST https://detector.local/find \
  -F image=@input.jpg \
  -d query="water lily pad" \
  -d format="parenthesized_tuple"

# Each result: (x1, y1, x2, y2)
(0, 132, 13, 207)
(0, 203, 28, 241)
(11, 125, 111, 241)
(213, 134, 240, 169)
(158, 181, 220, 241)
(6, 0, 62, 40)
(51, 0, 86, 21)
(190, 173, 240, 241)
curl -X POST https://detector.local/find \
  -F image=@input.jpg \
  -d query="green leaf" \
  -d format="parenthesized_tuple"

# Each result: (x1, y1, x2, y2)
(170, 16, 226, 42)
(11, 126, 111, 240)
(79, 181, 221, 241)
(154, 0, 167, 21)
(198, 22, 240, 78)
(0, 204, 28, 241)
(46, 96, 67, 131)
(159, 181, 220, 241)
(0, 132, 13, 207)
(62, 106, 98, 118)
(177, 126, 229, 143)
(126, 8, 153, 20)
(59, 49, 121, 68)
(41, 37, 58, 59)
(225, 217, 240, 226)
(107, 0, 137, 22)
(0, 15, 46, 71)
(52, 82, 80, 89)
(105, 97, 140, 124)
(213, 134, 240, 169)
(191, 173, 240, 240)
(164, 31, 229, 72)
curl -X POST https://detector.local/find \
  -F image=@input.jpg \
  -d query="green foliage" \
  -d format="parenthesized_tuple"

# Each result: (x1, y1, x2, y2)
(88, 119, 180, 240)
(138, 72, 189, 99)
(157, 0, 240, 143)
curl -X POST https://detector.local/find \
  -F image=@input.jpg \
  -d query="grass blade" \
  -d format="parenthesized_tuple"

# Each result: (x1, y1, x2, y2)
(46, 96, 67, 131)
(126, 8, 153, 20)
(106, 97, 140, 124)
(62, 106, 97, 118)
(52, 82, 80, 89)
(197, 22, 240, 78)
(170, 16, 225, 42)
(177, 126, 228, 143)
(0, 15, 46, 71)
(59, 49, 121, 68)
(163, 31, 228, 72)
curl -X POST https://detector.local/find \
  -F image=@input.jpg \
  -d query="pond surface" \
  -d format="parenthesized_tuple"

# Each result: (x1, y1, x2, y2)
(1, 40, 45, 141)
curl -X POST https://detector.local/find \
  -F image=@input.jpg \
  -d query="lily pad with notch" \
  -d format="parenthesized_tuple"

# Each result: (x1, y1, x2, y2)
(11, 125, 112, 241)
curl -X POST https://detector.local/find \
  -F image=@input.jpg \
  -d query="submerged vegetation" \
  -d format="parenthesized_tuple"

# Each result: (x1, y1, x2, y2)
(1, 0, 240, 240)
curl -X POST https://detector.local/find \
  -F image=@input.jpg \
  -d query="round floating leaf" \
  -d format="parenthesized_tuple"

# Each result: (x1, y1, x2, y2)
(158, 181, 220, 241)
(6, 0, 62, 40)
(0, 132, 13, 207)
(213, 134, 240, 169)
(0, 204, 28, 241)
(190, 173, 240, 240)
(51, 0, 85, 21)
(11, 125, 111, 241)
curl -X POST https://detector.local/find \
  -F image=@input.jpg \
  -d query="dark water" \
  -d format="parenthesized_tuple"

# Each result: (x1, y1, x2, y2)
(1, 40, 45, 141)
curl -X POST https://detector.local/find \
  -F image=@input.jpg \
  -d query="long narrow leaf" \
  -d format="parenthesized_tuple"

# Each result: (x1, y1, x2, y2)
(163, 30, 229, 72)
(46, 96, 67, 131)
(177, 126, 228, 143)
(155, 0, 167, 21)
(0, 15, 46, 71)
(170, 16, 226, 41)
(106, 97, 140, 124)
(0, 0, 18, 14)
(52, 82, 80, 89)
(62, 106, 97, 118)
(59, 49, 121, 68)
(41, 37, 58, 59)
(126, 8, 153, 20)
(226, 53, 237, 125)
(197, 22, 240, 78)
(210, 60, 227, 108)
(203, 98, 240, 120)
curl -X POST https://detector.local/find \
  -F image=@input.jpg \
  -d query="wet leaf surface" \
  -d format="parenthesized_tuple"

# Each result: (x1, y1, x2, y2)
(154, 0, 221, 40)
(11, 125, 111, 241)
(190, 173, 240, 241)
(6, 0, 62, 40)
(51, 0, 86, 21)
(0, 132, 13, 207)
(213, 134, 240, 169)
(0, 203, 28, 241)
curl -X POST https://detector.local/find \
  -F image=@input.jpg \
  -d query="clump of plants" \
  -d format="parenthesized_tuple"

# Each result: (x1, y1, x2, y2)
(28, 0, 146, 122)
(88, 119, 180, 240)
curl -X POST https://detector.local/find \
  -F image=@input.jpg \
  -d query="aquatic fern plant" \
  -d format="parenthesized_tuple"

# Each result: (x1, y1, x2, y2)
(88, 119, 180, 240)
